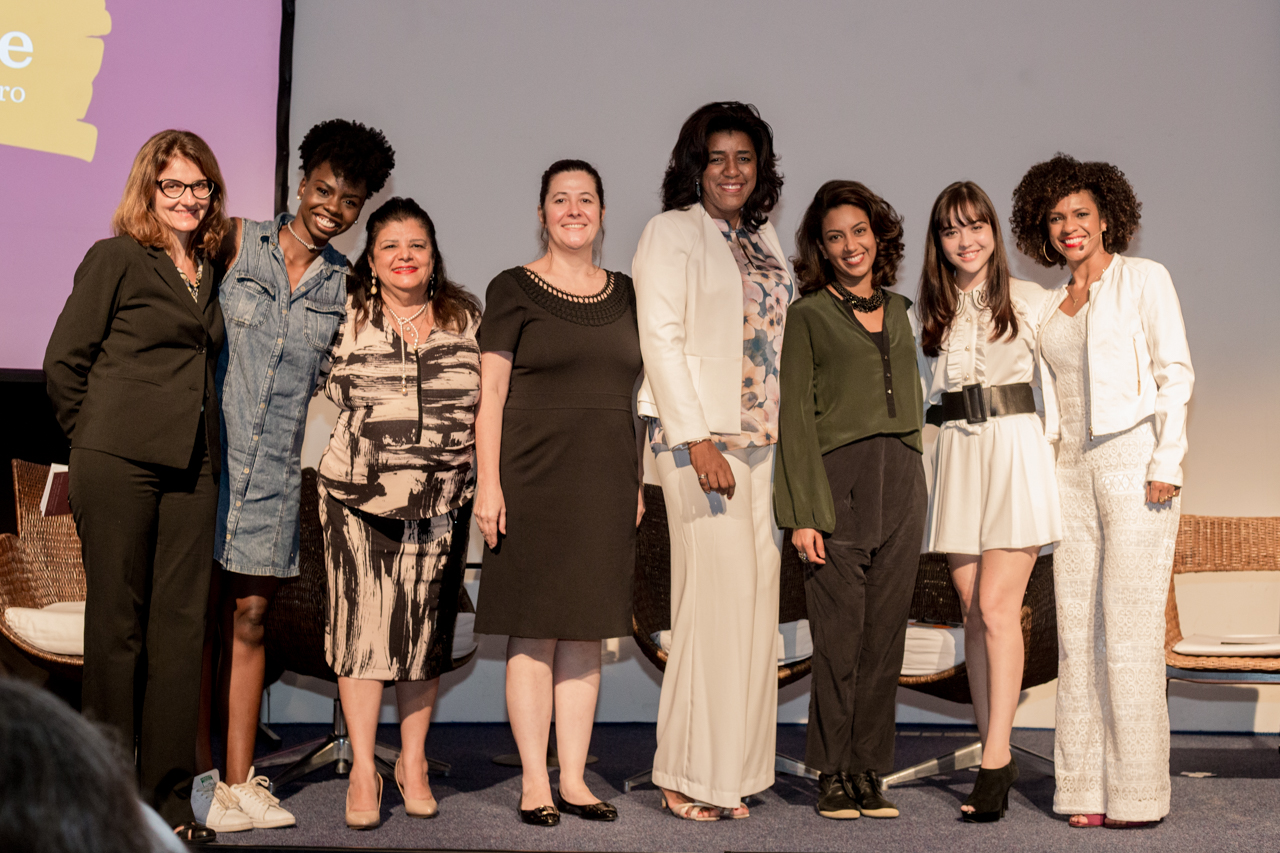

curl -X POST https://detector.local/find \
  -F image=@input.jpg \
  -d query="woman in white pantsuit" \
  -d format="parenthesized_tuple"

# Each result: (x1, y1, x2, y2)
(633, 101, 793, 820)
(1011, 155, 1193, 828)
(917, 181, 1062, 822)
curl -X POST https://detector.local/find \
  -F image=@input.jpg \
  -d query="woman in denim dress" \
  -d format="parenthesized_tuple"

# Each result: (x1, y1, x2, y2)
(199, 120, 395, 832)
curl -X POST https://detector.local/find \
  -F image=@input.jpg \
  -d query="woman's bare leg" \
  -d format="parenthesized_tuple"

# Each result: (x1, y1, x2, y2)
(948, 555, 989, 744)
(338, 676, 385, 811)
(395, 679, 439, 801)
(506, 637, 556, 810)
(551, 639, 602, 804)
(218, 574, 279, 784)
(974, 547, 1037, 770)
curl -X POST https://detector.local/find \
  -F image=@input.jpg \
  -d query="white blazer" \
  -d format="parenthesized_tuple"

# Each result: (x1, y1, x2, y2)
(1035, 254, 1194, 486)
(632, 204, 787, 447)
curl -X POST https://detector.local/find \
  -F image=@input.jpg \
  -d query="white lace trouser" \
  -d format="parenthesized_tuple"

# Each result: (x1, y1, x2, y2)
(1052, 420, 1179, 821)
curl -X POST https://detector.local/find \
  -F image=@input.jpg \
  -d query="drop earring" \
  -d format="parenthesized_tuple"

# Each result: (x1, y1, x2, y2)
(427, 270, 438, 301)
(369, 273, 378, 296)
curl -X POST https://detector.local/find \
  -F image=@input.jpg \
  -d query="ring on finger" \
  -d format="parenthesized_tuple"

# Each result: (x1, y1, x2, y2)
(798, 551, 809, 563)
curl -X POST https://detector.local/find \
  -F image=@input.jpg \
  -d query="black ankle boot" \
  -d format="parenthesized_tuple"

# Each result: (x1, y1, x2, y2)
(961, 756, 1019, 823)
(848, 770, 899, 818)
(815, 773, 860, 819)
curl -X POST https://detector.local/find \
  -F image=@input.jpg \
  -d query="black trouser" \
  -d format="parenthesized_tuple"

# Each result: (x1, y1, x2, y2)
(70, 442, 216, 826)
(804, 436, 927, 776)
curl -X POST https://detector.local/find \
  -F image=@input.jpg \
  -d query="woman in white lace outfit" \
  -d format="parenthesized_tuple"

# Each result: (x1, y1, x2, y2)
(916, 181, 1061, 822)
(1011, 155, 1193, 828)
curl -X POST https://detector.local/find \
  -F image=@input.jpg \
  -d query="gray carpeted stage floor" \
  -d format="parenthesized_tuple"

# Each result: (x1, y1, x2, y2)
(207, 723, 1280, 852)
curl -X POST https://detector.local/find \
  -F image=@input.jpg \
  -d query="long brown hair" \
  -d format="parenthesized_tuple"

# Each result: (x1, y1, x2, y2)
(111, 130, 231, 258)
(917, 182, 1018, 358)
(791, 180, 903, 296)
(349, 197, 479, 333)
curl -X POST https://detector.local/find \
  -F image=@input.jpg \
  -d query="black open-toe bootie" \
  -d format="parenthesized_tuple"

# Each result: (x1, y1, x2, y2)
(961, 756, 1019, 823)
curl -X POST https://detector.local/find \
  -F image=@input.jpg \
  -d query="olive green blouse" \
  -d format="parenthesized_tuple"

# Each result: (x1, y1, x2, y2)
(773, 288, 924, 534)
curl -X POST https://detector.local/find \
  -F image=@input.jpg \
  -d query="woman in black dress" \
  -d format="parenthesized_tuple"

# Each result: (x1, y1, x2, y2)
(475, 160, 643, 826)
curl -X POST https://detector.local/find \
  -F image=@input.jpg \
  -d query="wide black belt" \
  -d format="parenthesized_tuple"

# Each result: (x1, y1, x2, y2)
(926, 382, 1036, 426)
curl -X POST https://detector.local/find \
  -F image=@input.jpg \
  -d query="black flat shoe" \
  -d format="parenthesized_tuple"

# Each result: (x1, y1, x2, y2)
(555, 789, 618, 821)
(172, 821, 216, 844)
(848, 770, 899, 818)
(519, 803, 560, 826)
(961, 757, 1019, 823)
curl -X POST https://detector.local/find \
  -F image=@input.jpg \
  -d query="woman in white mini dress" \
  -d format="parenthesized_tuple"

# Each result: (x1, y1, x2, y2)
(916, 181, 1061, 822)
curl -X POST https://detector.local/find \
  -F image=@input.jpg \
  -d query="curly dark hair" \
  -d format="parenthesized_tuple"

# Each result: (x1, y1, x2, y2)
(350, 197, 480, 334)
(299, 119, 396, 195)
(917, 181, 1018, 357)
(1010, 153, 1142, 267)
(792, 180, 904, 296)
(0, 677, 159, 853)
(660, 101, 782, 230)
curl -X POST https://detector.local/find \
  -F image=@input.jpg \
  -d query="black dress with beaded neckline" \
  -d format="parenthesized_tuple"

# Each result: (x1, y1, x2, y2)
(473, 267, 642, 640)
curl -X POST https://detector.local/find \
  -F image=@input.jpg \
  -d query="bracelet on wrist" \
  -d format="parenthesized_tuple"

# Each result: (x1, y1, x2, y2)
(684, 438, 712, 450)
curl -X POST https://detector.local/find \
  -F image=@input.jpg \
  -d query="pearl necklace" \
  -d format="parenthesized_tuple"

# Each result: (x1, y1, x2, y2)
(383, 302, 429, 396)
(285, 219, 321, 253)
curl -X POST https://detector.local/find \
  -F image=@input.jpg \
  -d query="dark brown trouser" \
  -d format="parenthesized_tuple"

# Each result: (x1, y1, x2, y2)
(803, 436, 926, 776)
(70, 441, 216, 826)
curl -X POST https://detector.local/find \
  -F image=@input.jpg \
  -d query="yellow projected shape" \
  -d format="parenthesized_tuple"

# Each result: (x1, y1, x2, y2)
(0, 0, 112, 162)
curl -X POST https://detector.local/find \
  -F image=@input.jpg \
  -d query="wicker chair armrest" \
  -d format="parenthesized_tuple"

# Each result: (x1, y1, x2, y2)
(0, 534, 42, 610)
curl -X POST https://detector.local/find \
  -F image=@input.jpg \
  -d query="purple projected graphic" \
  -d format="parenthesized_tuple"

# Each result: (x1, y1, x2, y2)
(0, 0, 280, 369)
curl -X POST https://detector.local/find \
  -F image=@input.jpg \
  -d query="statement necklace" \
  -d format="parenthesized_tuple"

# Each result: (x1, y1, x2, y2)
(383, 302, 429, 396)
(285, 219, 321, 253)
(834, 283, 886, 313)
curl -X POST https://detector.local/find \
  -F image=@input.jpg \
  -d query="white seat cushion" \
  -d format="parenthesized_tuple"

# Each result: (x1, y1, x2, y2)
(4, 601, 85, 655)
(453, 612, 478, 659)
(1173, 633, 1280, 657)
(651, 619, 967, 675)
(901, 621, 966, 676)
(652, 619, 815, 666)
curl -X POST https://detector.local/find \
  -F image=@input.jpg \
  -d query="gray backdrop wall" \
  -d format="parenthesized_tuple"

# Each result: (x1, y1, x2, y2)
(290, 0, 1279, 517)
(270, 0, 1280, 729)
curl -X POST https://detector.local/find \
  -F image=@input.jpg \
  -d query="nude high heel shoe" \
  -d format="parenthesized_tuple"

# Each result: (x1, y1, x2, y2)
(345, 772, 383, 829)
(395, 758, 439, 819)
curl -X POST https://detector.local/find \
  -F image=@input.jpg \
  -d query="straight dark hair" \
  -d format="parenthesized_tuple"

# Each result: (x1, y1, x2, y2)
(537, 158, 605, 257)
(918, 181, 1018, 357)
(350, 197, 480, 333)
(792, 180, 904, 296)
(660, 101, 782, 230)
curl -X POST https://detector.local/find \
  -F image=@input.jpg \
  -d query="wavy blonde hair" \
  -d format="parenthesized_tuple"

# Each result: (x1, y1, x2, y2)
(111, 130, 231, 257)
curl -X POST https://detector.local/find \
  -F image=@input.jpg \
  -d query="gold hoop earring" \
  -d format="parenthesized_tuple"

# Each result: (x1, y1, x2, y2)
(1042, 240, 1056, 263)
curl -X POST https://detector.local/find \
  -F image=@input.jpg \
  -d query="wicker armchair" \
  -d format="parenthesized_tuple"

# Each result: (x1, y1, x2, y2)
(1165, 515, 1280, 684)
(0, 460, 86, 680)
(256, 468, 476, 790)
(882, 550, 1059, 787)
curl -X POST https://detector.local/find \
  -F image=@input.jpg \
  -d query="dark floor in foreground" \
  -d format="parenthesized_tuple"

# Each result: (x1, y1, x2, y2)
(207, 723, 1280, 853)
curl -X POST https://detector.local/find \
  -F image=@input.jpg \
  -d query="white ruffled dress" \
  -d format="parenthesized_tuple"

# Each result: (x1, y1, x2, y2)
(920, 278, 1063, 554)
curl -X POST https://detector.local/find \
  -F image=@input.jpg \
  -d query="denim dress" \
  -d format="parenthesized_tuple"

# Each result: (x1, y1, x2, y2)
(214, 215, 348, 577)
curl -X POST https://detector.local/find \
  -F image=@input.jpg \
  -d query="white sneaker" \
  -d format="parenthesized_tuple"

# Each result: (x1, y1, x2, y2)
(203, 782, 254, 833)
(230, 767, 297, 829)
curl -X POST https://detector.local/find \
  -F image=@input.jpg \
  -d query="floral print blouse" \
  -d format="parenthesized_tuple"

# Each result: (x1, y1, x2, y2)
(648, 216, 794, 452)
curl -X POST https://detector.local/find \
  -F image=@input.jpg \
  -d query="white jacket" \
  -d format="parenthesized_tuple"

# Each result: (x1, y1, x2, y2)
(632, 204, 786, 446)
(1035, 254, 1194, 486)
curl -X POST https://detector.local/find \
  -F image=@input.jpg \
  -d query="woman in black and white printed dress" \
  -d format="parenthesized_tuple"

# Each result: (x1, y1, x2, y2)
(317, 198, 481, 829)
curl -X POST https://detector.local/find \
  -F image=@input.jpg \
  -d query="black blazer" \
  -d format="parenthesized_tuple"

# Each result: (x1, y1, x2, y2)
(44, 236, 227, 475)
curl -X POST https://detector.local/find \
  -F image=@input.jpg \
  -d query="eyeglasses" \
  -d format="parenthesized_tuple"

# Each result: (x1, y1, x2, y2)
(156, 179, 216, 200)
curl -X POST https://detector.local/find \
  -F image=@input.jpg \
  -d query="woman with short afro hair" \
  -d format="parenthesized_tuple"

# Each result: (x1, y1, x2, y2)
(1011, 154, 1193, 828)
(201, 118, 396, 832)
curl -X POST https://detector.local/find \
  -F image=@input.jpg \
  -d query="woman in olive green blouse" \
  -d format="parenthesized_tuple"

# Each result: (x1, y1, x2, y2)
(774, 180, 926, 821)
